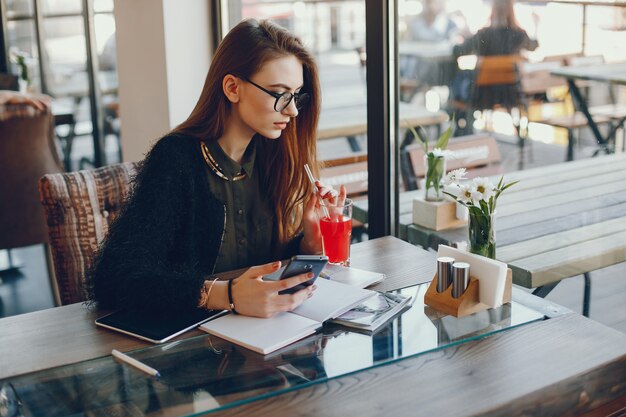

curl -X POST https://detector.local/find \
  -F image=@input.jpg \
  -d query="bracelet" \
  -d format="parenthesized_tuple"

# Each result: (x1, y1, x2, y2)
(198, 276, 219, 309)
(205, 277, 219, 310)
(227, 279, 239, 315)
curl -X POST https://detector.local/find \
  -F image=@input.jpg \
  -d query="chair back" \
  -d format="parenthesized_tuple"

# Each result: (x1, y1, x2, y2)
(39, 162, 138, 305)
(0, 104, 62, 249)
(475, 55, 523, 87)
(320, 153, 368, 198)
(471, 55, 524, 111)
(402, 134, 502, 190)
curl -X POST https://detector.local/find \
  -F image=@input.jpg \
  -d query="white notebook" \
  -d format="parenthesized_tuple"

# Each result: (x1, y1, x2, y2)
(322, 264, 385, 288)
(200, 279, 374, 354)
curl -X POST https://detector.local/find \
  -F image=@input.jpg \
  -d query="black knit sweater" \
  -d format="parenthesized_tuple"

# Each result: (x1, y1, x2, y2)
(90, 134, 302, 314)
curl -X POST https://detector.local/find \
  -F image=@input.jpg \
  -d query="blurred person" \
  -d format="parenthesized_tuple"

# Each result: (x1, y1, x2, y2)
(90, 19, 347, 318)
(408, 0, 464, 43)
(400, 0, 469, 102)
(453, 0, 538, 57)
(449, 0, 539, 134)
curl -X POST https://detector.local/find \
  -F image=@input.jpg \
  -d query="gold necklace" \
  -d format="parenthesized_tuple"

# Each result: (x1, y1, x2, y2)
(200, 141, 247, 182)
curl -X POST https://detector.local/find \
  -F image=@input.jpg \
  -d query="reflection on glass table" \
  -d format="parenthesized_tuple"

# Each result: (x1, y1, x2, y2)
(1, 283, 544, 417)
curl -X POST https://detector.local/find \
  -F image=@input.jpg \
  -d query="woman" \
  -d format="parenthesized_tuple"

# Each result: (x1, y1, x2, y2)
(449, 0, 538, 133)
(91, 19, 343, 318)
(453, 0, 538, 57)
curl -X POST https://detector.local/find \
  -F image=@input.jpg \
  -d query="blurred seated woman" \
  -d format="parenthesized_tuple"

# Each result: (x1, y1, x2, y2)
(453, 0, 538, 57)
(449, 0, 538, 133)
(90, 19, 345, 318)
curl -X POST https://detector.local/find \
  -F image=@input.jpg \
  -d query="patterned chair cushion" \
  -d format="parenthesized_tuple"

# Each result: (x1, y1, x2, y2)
(39, 162, 138, 305)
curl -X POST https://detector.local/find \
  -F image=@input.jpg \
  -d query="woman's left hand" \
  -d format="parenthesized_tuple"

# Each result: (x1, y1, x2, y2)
(300, 182, 347, 254)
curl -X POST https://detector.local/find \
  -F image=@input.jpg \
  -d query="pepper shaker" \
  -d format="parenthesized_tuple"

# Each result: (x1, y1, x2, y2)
(436, 257, 455, 293)
(452, 262, 470, 298)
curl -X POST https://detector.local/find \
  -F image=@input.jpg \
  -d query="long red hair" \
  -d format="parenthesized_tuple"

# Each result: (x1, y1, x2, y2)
(172, 19, 321, 246)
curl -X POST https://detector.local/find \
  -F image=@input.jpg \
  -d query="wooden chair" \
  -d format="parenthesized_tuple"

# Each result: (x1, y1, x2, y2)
(39, 162, 137, 305)
(469, 55, 528, 146)
(0, 104, 63, 272)
(401, 134, 503, 191)
(320, 152, 368, 199)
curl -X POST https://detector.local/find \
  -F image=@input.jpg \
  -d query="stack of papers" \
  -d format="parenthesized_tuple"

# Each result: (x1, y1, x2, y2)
(330, 291, 414, 332)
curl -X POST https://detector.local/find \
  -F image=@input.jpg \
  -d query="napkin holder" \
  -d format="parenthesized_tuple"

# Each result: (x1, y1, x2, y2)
(413, 196, 467, 231)
(424, 268, 512, 318)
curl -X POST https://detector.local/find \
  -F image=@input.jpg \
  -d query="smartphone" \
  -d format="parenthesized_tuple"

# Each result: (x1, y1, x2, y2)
(278, 255, 328, 295)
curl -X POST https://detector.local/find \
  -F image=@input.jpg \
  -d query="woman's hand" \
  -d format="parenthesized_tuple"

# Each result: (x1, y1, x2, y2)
(230, 261, 316, 318)
(0, 91, 52, 111)
(301, 182, 347, 254)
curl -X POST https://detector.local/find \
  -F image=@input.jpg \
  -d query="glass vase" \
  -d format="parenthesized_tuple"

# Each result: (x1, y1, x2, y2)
(424, 154, 446, 202)
(468, 210, 496, 259)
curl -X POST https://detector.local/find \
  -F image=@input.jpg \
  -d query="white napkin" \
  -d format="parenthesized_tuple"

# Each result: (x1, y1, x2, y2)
(437, 245, 507, 308)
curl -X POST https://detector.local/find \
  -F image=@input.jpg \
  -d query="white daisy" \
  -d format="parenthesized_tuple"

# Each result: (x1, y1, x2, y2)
(472, 177, 495, 201)
(457, 183, 474, 205)
(431, 148, 452, 158)
(442, 168, 467, 186)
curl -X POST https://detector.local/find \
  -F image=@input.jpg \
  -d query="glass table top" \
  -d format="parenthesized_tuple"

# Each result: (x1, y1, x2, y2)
(0, 283, 545, 417)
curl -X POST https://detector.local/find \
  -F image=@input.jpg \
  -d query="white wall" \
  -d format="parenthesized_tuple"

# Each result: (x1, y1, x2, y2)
(114, 0, 212, 162)
(163, 1, 210, 129)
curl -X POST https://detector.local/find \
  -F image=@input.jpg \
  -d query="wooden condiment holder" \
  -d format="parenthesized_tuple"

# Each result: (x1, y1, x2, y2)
(424, 268, 513, 318)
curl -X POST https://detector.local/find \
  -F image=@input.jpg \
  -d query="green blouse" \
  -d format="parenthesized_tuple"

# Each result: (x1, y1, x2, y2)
(203, 138, 275, 273)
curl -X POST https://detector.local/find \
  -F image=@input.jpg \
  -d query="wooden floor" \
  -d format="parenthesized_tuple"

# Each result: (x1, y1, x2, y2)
(1, 135, 624, 334)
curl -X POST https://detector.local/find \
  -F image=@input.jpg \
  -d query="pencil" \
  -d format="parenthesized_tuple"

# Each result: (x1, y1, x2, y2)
(112, 349, 161, 377)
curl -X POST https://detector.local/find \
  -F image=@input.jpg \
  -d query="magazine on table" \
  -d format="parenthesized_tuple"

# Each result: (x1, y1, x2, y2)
(330, 291, 414, 332)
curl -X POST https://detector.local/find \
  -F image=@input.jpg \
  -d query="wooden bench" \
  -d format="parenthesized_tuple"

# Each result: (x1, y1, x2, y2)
(401, 134, 502, 191)
(319, 153, 368, 240)
(319, 153, 368, 199)
(316, 104, 448, 152)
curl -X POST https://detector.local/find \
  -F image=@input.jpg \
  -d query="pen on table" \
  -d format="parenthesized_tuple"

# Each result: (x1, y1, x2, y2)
(112, 349, 161, 378)
(304, 163, 330, 218)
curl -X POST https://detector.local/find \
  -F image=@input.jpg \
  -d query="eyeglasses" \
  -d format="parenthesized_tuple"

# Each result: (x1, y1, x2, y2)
(240, 77, 309, 113)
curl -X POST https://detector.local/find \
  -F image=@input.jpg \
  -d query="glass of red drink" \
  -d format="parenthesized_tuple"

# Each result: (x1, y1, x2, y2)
(317, 198, 353, 266)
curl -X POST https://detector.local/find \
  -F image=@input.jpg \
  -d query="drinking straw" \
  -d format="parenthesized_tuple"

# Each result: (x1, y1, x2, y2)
(304, 163, 330, 219)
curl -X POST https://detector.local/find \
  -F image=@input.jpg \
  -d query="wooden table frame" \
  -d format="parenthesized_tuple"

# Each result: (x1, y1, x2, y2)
(551, 63, 626, 156)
